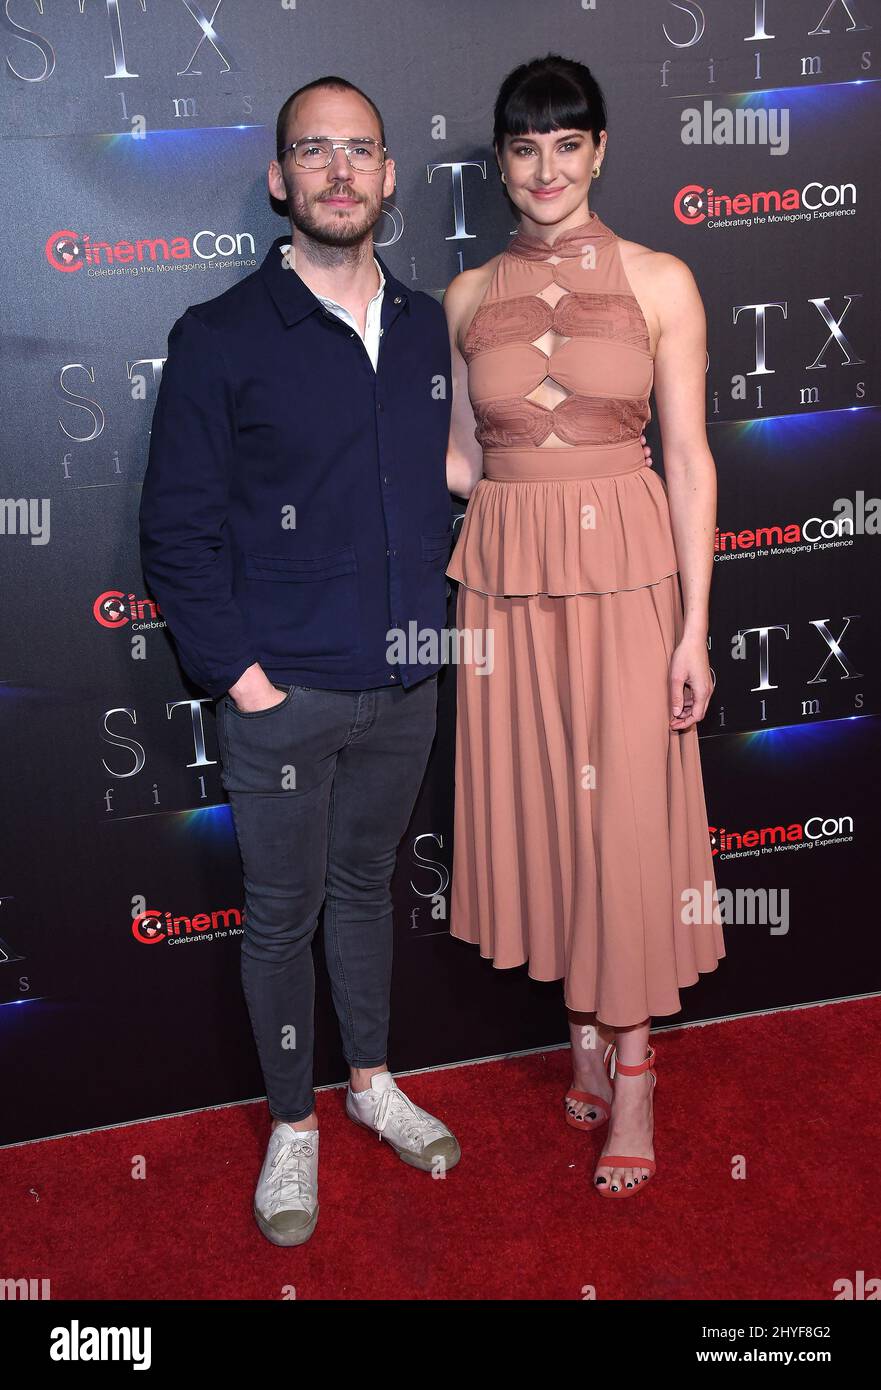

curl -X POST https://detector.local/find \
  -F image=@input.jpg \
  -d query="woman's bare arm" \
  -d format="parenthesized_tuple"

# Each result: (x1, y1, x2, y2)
(443, 269, 490, 500)
(651, 254, 717, 725)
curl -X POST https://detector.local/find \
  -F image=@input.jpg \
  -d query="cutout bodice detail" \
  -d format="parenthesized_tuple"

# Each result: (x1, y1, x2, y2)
(446, 211, 680, 598)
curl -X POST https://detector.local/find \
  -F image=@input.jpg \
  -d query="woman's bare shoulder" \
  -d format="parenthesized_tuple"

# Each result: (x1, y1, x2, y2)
(618, 238, 699, 293)
(618, 239, 704, 340)
(443, 255, 503, 319)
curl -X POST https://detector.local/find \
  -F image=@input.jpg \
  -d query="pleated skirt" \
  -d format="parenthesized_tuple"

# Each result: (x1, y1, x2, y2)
(449, 572, 726, 1024)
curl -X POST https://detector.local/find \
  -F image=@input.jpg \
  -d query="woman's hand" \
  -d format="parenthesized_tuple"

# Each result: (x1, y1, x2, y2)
(669, 634, 714, 730)
(640, 432, 653, 467)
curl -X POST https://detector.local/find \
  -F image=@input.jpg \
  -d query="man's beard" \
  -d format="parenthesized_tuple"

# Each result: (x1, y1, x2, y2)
(287, 182, 382, 248)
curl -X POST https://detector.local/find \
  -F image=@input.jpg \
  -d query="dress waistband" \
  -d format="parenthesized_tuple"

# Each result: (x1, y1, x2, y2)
(482, 441, 648, 483)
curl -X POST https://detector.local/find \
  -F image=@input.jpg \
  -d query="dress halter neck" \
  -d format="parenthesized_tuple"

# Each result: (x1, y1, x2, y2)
(507, 210, 614, 261)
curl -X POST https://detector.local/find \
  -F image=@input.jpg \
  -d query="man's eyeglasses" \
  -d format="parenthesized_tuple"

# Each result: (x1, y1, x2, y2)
(278, 137, 387, 173)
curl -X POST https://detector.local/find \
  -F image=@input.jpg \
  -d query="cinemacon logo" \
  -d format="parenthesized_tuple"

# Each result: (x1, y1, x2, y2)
(133, 908, 242, 944)
(710, 816, 853, 856)
(675, 181, 856, 224)
(45, 226, 254, 272)
(93, 589, 161, 628)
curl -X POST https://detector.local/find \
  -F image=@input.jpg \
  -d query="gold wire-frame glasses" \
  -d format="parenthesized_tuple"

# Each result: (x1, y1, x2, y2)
(277, 137, 387, 172)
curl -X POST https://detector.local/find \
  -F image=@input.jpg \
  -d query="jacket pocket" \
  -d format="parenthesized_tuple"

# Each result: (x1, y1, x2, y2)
(419, 531, 452, 635)
(243, 544, 359, 662)
(420, 530, 453, 562)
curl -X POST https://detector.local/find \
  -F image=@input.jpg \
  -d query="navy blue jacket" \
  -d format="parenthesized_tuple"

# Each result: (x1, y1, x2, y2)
(139, 235, 453, 699)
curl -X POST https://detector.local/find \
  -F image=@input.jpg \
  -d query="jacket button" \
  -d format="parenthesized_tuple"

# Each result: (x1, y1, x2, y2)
(394, 296, 402, 304)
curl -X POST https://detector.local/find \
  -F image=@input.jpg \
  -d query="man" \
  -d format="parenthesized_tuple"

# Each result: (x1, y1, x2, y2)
(139, 76, 459, 1247)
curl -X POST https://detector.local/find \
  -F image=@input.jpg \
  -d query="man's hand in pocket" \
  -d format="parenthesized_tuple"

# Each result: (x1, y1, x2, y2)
(228, 663, 288, 713)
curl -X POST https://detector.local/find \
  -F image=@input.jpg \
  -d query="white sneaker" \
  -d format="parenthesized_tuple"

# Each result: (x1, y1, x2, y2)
(253, 1125, 319, 1246)
(346, 1072, 461, 1173)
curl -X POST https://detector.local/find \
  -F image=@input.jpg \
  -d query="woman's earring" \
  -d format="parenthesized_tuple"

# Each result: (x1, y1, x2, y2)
(592, 164, 601, 178)
(500, 172, 507, 184)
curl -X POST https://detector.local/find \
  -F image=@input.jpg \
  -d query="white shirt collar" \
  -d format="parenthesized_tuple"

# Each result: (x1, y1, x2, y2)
(278, 244, 385, 310)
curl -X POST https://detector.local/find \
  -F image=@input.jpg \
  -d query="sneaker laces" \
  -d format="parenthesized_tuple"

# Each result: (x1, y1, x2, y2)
(269, 1134, 315, 1209)
(372, 1085, 442, 1147)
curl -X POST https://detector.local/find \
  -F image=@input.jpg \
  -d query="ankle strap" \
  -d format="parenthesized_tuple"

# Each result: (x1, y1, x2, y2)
(607, 1043, 656, 1077)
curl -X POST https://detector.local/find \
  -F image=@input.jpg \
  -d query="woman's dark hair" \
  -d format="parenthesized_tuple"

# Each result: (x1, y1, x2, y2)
(492, 54, 607, 150)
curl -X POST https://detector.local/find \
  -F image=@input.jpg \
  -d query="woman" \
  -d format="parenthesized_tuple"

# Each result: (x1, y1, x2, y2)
(444, 54, 725, 1198)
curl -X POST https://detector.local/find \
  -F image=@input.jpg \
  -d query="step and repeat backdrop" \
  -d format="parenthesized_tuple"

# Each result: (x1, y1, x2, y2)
(1, 1, 878, 1144)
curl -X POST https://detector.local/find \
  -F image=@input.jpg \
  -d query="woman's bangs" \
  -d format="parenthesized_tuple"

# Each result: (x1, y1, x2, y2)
(501, 81, 594, 140)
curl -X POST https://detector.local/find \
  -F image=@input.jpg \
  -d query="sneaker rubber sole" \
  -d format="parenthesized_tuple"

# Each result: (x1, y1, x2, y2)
(346, 1109, 461, 1172)
(252, 1200, 319, 1247)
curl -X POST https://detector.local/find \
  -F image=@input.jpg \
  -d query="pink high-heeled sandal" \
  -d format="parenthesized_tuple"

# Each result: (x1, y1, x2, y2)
(593, 1043, 657, 1197)
(563, 1041, 614, 1132)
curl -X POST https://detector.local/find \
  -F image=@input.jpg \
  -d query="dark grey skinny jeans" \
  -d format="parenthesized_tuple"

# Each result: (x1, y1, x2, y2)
(216, 674, 438, 1122)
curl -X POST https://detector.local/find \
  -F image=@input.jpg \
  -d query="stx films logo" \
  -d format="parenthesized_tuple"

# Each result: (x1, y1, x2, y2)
(5, 0, 243, 84)
(408, 832, 449, 931)
(659, 0, 873, 85)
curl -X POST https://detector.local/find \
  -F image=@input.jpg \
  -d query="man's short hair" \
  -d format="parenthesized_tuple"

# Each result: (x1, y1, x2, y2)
(276, 76, 386, 159)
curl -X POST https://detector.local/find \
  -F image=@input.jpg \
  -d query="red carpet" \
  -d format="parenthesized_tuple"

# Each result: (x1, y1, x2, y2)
(3, 999, 878, 1300)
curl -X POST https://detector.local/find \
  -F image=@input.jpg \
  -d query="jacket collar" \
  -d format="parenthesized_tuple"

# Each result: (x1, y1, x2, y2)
(260, 234, 410, 328)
